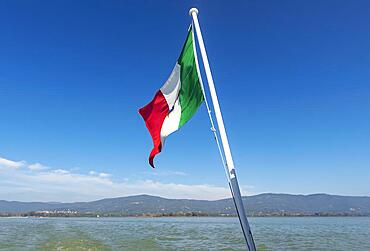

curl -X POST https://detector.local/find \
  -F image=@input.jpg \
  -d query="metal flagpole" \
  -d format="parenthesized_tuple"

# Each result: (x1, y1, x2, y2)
(189, 8, 257, 251)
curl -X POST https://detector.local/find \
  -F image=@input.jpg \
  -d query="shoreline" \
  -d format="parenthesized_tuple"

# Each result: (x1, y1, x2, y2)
(1, 214, 370, 218)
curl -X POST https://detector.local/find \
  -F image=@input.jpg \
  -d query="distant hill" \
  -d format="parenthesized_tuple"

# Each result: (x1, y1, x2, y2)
(1, 193, 370, 216)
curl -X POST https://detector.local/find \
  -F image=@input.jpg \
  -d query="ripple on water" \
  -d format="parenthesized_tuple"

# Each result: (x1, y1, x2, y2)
(34, 230, 112, 251)
(37, 233, 111, 251)
(114, 237, 164, 251)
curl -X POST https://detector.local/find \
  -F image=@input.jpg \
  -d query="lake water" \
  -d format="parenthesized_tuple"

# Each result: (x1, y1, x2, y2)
(0, 217, 369, 250)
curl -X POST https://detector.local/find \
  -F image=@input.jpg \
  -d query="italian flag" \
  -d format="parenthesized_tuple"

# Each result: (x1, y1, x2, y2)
(139, 26, 204, 167)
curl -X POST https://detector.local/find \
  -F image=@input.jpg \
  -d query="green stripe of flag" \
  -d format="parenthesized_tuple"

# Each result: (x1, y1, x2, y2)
(178, 26, 204, 128)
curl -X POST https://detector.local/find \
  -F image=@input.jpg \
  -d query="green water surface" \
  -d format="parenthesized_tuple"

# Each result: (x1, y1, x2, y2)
(0, 217, 369, 250)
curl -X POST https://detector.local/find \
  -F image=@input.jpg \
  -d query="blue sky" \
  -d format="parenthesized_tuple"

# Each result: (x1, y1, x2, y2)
(0, 0, 369, 202)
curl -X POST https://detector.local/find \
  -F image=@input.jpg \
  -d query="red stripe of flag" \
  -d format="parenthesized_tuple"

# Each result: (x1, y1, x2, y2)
(138, 90, 169, 168)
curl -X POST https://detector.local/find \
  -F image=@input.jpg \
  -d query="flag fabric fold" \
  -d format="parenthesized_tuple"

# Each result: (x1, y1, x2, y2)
(139, 25, 204, 167)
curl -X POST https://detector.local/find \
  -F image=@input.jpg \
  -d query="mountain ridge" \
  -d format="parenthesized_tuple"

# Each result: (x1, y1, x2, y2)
(1, 193, 370, 216)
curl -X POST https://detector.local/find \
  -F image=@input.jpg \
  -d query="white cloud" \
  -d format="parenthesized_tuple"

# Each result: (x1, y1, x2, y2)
(98, 172, 111, 178)
(52, 169, 70, 174)
(89, 170, 97, 176)
(89, 170, 111, 178)
(0, 155, 251, 202)
(142, 170, 188, 177)
(28, 163, 48, 171)
(0, 168, 239, 202)
(0, 157, 25, 169)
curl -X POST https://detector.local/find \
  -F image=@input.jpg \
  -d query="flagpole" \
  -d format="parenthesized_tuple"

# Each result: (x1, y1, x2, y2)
(189, 8, 257, 251)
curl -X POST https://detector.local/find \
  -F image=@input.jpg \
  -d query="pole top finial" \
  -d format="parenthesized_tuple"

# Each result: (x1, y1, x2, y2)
(189, 8, 199, 16)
